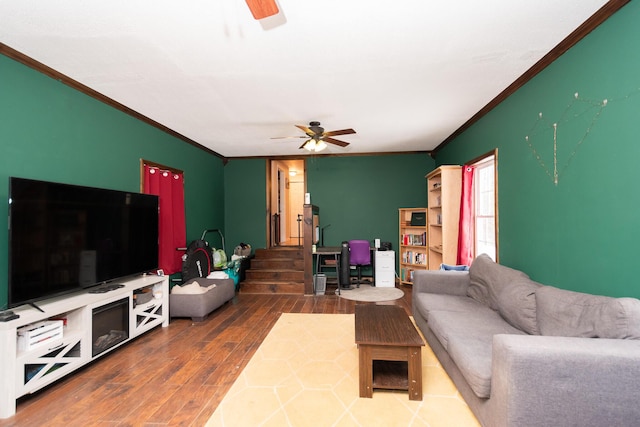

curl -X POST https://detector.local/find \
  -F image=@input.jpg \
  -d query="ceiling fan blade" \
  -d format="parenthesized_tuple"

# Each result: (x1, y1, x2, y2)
(271, 136, 306, 139)
(323, 137, 350, 147)
(299, 140, 311, 150)
(323, 128, 356, 137)
(295, 124, 315, 136)
(245, 0, 279, 20)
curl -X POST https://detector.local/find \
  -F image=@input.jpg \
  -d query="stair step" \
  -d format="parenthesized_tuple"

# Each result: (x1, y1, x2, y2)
(250, 258, 305, 270)
(240, 280, 304, 294)
(254, 247, 303, 260)
(245, 269, 304, 281)
(239, 247, 305, 295)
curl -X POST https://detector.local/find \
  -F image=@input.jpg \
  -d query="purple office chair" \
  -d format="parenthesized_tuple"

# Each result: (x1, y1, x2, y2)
(348, 240, 371, 288)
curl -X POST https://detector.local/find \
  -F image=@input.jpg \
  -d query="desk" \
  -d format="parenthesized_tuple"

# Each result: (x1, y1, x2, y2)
(313, 246, 377, 290)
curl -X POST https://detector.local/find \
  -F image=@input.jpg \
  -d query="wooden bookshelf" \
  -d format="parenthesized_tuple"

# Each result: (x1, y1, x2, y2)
(426, 166, 461, 269)
(398, 208, 428, 285)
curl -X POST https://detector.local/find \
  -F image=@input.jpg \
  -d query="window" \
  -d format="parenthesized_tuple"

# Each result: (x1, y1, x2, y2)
(472, 154, 497, 261)
(458, 149, 499, 262)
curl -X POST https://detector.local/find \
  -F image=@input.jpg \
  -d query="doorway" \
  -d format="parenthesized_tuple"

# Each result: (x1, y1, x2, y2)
(268, 159, 305, 247)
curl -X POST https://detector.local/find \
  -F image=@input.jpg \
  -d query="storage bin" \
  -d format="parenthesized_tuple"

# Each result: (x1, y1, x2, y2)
(17, 320, 64, 351)
(314, 274, 327, 295)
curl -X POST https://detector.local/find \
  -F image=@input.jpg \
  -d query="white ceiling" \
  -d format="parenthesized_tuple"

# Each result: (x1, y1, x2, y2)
(0, 0, 609, 158)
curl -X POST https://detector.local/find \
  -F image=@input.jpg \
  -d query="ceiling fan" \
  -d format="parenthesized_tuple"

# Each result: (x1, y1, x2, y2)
(245, 0, 279, 20)
(272, 121, 356, 152)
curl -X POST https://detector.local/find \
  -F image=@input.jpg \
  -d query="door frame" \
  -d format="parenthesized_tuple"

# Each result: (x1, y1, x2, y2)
(266, 159, 305, 248)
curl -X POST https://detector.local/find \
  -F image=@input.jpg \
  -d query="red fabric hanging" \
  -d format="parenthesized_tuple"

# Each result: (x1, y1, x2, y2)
(457, 165, 475, 266)
(143, 165, 186, 275)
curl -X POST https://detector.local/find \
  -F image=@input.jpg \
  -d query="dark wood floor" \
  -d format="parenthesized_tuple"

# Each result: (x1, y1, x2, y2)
(0, 284, 412, 427)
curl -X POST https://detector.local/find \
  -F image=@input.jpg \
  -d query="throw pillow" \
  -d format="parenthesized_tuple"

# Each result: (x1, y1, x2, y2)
(536, 286, 640, 339)
(495, 278, 542, 335)
(468, 253, 529, 310)
(440, 263, 470, 271)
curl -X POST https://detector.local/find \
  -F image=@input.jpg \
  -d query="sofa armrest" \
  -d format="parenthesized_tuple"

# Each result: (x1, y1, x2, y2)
(491, 334, 640, 427)
(412, 270, 470, 296)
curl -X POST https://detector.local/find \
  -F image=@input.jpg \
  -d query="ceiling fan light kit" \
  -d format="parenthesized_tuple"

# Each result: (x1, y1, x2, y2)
(273, 121, 356, 153)
(303, 139, 327, 152)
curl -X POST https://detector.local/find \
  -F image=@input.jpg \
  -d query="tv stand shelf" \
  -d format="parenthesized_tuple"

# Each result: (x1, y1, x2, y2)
(0, 275, 169, 419)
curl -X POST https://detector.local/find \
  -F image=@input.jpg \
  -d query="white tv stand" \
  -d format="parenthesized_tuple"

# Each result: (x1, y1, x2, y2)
(0, 274, 169, 419)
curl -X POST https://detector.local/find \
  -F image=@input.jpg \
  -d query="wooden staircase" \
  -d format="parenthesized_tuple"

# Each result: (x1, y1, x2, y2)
(240, 247, 305, 294)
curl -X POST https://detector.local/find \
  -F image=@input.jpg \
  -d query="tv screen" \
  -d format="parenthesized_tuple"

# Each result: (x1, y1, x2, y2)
(8, 177, 159, 308)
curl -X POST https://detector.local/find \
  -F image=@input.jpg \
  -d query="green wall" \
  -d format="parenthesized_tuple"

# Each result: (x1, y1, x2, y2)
(306, 154, 433, 247)
(436, 2, 640, 297)
(224, 158, 268, 252)
(223, 154, 434, 260)
(0, 55, 225, 308)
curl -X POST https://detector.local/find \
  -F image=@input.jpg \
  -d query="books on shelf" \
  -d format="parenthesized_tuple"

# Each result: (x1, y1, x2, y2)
(401, 232, 427, 246)
(399, 208, 428, 284)
(402, 250, 427, 265)
(400, 268, 415, 283)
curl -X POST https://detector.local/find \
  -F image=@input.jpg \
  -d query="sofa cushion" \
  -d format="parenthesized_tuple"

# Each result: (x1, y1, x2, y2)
(428, 305, 503, 350)
(413, 293, 488, 323)
(536, 286, 640, 339)
(428, 309, 525, 398)
(495, 278, 542, 335)
(468, 254, 529, 310)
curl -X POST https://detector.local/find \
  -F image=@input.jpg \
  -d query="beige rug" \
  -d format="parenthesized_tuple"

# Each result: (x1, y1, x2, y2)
(337, 284, 405, 302)
(207, 313, 479, 427)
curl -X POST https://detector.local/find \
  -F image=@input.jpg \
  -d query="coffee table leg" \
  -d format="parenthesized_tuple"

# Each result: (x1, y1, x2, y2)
(359, 345, 373, 398)
(408, 347, 422, 400)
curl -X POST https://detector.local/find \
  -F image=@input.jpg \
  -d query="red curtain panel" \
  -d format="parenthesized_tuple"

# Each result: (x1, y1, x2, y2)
(457, 165, 475, 266)
(143, 165, 186, 275)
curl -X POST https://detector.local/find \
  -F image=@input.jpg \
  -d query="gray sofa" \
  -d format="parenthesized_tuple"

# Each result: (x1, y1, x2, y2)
(169, 278, 235, 321)
(412, 254, 640, 427)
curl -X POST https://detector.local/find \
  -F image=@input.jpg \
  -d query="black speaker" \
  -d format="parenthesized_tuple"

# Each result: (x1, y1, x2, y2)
(379, 241, 392, 251)
(339, 241, 351, 288)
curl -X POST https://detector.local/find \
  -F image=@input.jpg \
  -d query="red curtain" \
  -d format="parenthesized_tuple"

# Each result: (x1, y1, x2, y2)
(457, 165, 475, 266)
(143, 165, 186, 275)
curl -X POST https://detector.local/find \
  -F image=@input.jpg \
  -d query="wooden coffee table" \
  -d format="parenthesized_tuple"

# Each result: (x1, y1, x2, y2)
(355, 304, 425, 400)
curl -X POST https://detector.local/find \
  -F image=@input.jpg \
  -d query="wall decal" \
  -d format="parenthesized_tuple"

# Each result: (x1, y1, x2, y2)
(524, 93, 607, 186)
(524, 89, 640, 186)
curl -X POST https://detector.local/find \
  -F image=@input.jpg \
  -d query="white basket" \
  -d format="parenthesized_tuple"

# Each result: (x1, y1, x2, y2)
(17, 320, 64, 351)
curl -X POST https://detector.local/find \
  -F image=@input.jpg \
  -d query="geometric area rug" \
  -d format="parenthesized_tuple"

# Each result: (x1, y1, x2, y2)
(206, 313, 479, 427)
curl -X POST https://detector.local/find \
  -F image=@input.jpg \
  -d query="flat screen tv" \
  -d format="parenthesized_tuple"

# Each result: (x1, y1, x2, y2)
(8, 177, 159, 309)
